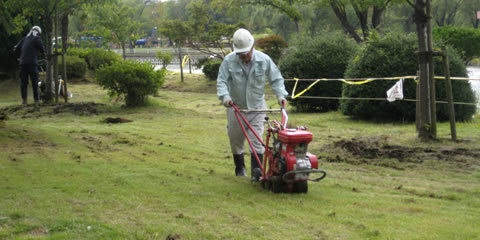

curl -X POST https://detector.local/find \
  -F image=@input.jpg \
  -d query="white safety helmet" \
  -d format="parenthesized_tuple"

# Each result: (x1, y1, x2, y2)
(232, 28, 254, 54)
(32, 26, 42, 34)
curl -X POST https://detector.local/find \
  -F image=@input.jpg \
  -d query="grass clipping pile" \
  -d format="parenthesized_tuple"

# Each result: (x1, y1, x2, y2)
(322, 136, 480, 171)
(0, 102, 104, 118)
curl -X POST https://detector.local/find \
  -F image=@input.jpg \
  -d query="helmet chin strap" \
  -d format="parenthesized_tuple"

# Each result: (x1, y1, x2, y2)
(26, 30, 39, 37)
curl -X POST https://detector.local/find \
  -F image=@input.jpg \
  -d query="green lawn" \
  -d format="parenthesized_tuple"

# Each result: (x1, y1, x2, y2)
(1, 73, 479, 240)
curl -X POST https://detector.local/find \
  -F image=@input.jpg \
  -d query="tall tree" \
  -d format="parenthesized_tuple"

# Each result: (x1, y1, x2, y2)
(7, 0, 64, 103)
(5, 0, 108, 102)
(431, 0, 459, 26)
(0, 0, 23, 78)
(158, 19, 193, 82)
(406, 0, 437, 140)
(459, 0, 480, 28)
(87, 2, 141, 59)
(324, 0, 400, 43)
(244, 0, 308, 34)
(185, 1, 238, 59)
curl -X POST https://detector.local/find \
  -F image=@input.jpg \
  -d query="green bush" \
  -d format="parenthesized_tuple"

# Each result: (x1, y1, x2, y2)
(341, 32, 477, 122)
(433, 26, 480, 63)
(279, 34, 358, 112)
(156, 51, 173, 68)
(67, 48, 121, 71)
(58, 55, 88, 78)
(66, 48, 89, 59)
(202, 60, 222, 81)
(96, 60, 166, 107)
(256, 35, 288, 64)
(86, 48, 122, 71)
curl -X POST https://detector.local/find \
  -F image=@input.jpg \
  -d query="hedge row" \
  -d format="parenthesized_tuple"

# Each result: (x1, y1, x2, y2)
(278, 32, 477, 121)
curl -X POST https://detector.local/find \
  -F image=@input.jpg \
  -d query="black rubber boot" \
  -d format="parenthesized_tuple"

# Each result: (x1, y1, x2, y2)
(233, 154, 247, 177)
(251, 153, 263, 182)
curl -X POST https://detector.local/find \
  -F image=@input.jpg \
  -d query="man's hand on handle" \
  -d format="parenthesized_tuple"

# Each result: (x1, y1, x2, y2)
(223, 98, 233, 108)
(278, 97, 287, 107)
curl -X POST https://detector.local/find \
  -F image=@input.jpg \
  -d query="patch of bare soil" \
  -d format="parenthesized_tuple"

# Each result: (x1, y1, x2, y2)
(0, 102, 105, 118)
(323, 136, 480, 170)
(102, 117, 133, 124)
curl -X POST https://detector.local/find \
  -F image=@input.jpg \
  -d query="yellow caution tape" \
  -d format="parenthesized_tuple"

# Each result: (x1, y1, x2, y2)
(289, 75, 480, 99)
(182, 55, 190, 68)
(291, 78, 322, 99)
(290, 76, 418, 99)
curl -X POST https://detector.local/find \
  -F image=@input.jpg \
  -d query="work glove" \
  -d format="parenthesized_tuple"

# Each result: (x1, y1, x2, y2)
(278, 97, 287, 107)
(223, 98, 233, 107)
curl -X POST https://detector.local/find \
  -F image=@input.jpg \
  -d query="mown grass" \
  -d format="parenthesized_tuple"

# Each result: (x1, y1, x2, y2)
(1, 73, 480, 240)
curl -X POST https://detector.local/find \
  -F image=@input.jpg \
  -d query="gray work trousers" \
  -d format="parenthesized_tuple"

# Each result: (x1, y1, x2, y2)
(226, 108, 266, 155)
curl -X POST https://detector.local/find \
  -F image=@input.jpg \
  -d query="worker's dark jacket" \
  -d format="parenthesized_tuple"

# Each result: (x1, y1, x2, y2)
(16, 35, 45, 65)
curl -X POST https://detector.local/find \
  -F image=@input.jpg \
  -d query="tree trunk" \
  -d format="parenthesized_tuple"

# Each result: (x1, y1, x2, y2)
(372, 6, 386, 29)
(121, 41, 126, 60)
(351, 2, 369, 39)
(178, 47, 184, 83)
(61, 13, 69, 103)
(294, 17, 300, 35)
(54, 7, 59, 103)
(330, 1, 363, 43)
(413, 0, 436, 140)
(44, 15, 54, 103)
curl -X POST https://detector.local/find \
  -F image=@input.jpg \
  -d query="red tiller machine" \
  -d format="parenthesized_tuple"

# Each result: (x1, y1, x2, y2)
(231, 103, 327, 193)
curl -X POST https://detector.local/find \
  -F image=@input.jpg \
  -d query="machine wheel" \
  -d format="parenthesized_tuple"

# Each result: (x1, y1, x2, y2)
(292, 181, 308, 193)
(260, 180, 272, 190)
(272, 176, 287, 193)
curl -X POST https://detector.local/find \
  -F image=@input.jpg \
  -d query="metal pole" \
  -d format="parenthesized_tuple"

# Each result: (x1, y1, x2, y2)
(54, 3, 59, 103)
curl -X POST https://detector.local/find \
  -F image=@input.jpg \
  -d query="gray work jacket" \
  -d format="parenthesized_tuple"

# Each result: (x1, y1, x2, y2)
(216, 49, 288, 110)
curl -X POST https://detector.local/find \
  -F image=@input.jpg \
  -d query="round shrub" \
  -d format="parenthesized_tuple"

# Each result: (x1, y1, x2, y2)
(59, 55, 88, 78)
(67, 47, 89, 60)
(67, 48, 121, 71)
(279, 34, 358, 112)
(86, 48, 122, 71)
(341, 32, 477, 122)
(202, 60, 222, 81)
(96, 60, 166, 107)
(256, 35, 288, 64)
(156, 51, 173, 68)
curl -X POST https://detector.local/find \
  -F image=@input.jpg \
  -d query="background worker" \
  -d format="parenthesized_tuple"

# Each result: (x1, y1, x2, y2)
(14, 26, 46, 107)
(216, 28, 288, 181)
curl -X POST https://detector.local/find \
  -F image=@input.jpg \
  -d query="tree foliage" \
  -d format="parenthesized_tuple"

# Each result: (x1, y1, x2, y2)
(156, 51, 173, 69)
(433, 26, 480, 64)
(256, 35, 288, 64)
(86, 2, 141, 59)
(321, 0, 404, 42)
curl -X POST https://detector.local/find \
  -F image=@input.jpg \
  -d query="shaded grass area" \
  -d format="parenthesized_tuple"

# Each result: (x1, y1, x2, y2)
(1, 72, 480, 239)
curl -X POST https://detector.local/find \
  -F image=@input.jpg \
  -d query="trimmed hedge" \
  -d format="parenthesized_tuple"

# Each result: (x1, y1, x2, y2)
(202, 60, 222, 81)
(67, 48, 121, 71)
(433, 26, 480, 63)
(85, 48, 122, 71)
(279, 34, 358, 112)
(341, 32, 477, 122)
(59, 55, 87, 78)
(96, 60, 166, 107)
(256, 35, 288, 64)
